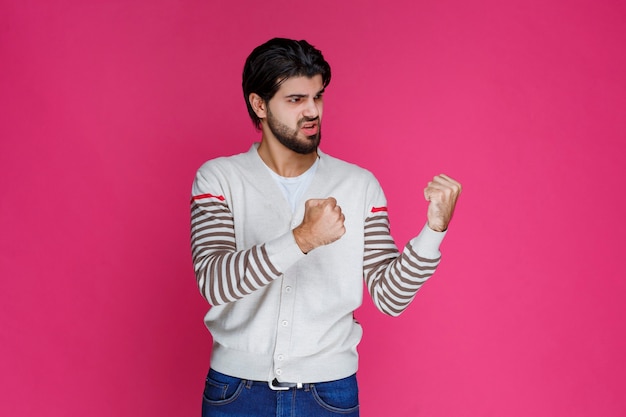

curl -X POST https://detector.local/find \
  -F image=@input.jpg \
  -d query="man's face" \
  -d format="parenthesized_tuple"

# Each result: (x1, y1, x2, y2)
(265, 75, 325, 155)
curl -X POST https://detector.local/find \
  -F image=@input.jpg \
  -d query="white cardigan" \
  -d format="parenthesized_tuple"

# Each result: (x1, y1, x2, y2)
(190, 144, 446, 383)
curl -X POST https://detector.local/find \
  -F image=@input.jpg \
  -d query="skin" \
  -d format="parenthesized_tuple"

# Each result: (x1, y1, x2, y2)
(424, 174, 462, 232)
(249, 75, 461, 254)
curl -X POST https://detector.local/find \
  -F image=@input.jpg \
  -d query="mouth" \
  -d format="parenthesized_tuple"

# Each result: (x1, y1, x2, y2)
(300, 120, 319, 136)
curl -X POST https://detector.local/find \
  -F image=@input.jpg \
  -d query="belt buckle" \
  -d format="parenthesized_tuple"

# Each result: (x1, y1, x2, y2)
(269, 378, 303, 391)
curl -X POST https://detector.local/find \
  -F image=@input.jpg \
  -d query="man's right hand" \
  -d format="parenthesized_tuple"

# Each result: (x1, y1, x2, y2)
(293, 197, 346, 254)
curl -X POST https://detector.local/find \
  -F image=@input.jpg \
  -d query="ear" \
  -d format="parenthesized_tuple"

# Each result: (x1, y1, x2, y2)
(249, 93, 267, 119)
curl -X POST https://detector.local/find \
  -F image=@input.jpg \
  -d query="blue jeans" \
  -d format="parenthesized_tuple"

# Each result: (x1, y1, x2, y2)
(202, 368, 360, 417)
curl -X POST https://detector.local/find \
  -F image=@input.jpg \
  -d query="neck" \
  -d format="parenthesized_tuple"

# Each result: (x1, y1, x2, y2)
(257, 137, 318, 178)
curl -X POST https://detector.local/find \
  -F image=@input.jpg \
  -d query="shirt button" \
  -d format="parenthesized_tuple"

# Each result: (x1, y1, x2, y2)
(285, 286, 292, 293)
(281, 320, 289, 327)
(275, 369, 282, 376)
(277, 354, 284, 361)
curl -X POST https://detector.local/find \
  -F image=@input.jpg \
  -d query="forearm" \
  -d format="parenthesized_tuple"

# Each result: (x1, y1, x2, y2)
(193, 243, 280, 306)
(364, 221, 445, 316)
(191, 194, 304, 306)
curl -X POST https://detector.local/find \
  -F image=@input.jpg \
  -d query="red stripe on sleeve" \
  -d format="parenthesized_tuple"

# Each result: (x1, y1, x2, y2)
(371, 206, 388, 213)
(192, 193, 226, 202)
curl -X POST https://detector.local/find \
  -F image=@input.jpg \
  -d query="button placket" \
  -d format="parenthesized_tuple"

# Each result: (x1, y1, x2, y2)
(273, 271, 297, 379)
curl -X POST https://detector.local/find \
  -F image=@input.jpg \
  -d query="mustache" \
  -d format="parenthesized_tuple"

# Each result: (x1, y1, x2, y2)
(298, 116, 320, 127)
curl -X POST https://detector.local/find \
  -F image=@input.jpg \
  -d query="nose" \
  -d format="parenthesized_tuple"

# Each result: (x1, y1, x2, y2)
(302, 97, 320, 118)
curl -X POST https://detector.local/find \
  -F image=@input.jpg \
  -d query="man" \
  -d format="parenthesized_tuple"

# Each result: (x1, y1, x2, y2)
(190, 38, 461, 417)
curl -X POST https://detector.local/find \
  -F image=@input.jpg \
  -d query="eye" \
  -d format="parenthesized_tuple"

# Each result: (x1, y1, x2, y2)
(314, 94, 324, 100)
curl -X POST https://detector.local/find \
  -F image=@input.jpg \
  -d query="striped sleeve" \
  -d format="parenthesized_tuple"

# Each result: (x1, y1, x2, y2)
(363, 207, 443, 317)
(190, 193, 283, 306)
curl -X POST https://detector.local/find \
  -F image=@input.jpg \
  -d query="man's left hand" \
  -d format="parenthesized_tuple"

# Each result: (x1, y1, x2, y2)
(424, 174, 462, 232)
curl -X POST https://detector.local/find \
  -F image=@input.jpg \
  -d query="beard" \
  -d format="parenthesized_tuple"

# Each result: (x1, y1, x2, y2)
(267, 110, 321, 155)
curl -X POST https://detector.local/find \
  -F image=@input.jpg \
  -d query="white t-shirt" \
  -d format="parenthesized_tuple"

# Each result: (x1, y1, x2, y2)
(267, 158, 320, 213)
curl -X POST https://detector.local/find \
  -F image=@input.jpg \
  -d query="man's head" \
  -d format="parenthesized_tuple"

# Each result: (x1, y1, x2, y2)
(242, 38, 331, 131)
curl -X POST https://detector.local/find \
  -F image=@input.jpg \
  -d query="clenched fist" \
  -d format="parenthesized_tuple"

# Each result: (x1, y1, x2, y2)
(293, 197, 346, 254)
(424, 174, 462, 232)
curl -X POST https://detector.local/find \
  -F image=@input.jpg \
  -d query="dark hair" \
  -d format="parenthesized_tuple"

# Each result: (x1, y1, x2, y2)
(242, 38, 331, 130)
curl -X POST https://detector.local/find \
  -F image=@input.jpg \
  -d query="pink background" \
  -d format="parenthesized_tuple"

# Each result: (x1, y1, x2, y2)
(1, 0, 625, 416)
